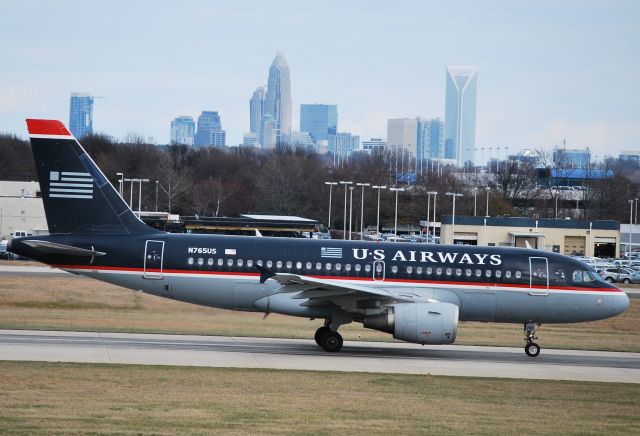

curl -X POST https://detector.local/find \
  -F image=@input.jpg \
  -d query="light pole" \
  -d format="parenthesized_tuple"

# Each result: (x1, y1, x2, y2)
(446, 192, 463, 244)
(635, 198, 638, 224)
(473, 187, 478, 216)
(555, 195, 559, 219)
(485, 186, 491, 217)
(325, 182, 338, 229)
(372, 185, 386, 236)
(629, 199, 634, 267)
(390, 187, 405, 241)
(137, 179, 150, 215)
(339, 181, 352, 240)
(155, 180, 159, 212)
(349, 186, 354, 240)
(427, 191, 437, 240)
(356, 182, 370, 236)
(116, 172, 124, 198)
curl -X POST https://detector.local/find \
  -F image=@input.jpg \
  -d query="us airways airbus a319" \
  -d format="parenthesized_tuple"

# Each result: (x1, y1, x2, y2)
(8, 119, 630, 357)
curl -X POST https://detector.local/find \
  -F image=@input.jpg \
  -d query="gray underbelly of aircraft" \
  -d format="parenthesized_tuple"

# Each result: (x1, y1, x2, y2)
(76, 270, 625, 324)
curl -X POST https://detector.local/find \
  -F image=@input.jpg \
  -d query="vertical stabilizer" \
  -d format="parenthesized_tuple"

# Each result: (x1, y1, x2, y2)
(26, 119, 154, 234)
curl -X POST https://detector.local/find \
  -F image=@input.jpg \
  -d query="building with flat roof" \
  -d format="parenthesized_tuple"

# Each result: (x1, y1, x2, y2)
(0, 181, 48, 238)
(300, 104, 337, 143)
(170, 116, 195, 145)
(387, 118, 417, 156)
(69, 93, 94, 139)
(440, 215, 619, 258)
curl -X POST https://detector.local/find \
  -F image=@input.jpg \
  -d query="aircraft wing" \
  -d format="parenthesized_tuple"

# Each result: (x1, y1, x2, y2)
(260, 268, 418, 305)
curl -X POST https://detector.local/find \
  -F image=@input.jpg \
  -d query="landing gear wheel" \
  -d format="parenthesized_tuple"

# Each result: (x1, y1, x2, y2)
(314, 326, 331, 346)
(319, 330, 343, 352)
(525, 342, 541, 357)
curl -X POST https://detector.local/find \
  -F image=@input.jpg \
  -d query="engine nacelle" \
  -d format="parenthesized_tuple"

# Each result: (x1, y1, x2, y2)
(363, 302, 459, 345)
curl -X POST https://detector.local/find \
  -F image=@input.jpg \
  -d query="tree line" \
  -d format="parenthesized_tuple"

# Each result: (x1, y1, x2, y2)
(1, 133, 638, 229)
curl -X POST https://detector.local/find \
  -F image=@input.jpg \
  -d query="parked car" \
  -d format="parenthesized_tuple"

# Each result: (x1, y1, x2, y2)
(599, 267, 640, 284)
(0, 240, 8, 259)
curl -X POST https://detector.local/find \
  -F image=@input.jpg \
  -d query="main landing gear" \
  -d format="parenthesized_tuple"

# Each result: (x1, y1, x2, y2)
(314, 325, 343, 352)
(524, 322, 541, 357)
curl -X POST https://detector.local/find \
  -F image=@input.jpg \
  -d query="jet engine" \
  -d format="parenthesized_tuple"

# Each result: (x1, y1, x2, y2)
(363, 302, 459, 345)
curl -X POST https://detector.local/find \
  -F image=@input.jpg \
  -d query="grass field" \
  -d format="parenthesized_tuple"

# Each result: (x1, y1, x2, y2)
(0, 273, 638, 352)
(0, 361, 638, 434)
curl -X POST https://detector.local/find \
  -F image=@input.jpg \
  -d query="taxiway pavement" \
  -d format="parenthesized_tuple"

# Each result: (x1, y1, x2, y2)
(0, 329, 638, 383)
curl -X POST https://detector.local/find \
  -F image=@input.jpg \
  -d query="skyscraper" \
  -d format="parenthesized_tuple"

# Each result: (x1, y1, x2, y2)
(194, 111, 226, 147)
(417, 118, 444, 160)
(69, 93, 94, 139)
(387, 118, 418, 156)
(262, 52, 291, 147)
(300, 104, 337, 143)
(444, 65, 478, 166)
(329, 132, 360, 165)
(170, 116, 196, 145)
(249, 87, 265, 134)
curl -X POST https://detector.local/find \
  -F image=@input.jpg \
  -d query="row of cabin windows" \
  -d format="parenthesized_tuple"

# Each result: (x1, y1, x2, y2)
(185, 257, 530, 280)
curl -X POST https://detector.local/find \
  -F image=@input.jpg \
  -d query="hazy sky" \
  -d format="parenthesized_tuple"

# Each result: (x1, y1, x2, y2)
(1, 0, 638, 156)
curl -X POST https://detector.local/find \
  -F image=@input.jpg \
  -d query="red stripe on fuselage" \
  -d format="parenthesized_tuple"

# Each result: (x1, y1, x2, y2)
(26, 119, 72, 136)
(50, 264, 622, 293)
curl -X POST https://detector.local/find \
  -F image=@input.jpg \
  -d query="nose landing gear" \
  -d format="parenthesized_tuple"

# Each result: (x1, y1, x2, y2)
(524, 322, 541, 357)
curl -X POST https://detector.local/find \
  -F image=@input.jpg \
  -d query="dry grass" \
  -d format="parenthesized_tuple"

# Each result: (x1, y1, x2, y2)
(0, 361, 638, 435)
(0, 274, 638, 351)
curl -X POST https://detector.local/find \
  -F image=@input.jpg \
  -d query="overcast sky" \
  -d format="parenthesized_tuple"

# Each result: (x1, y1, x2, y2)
(1, 0, 638, 157)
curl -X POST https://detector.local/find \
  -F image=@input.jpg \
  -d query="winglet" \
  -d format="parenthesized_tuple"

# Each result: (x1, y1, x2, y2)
(256, 264, 276, 284)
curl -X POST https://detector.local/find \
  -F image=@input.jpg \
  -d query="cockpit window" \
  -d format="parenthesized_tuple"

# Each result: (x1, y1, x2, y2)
(572, 270, 596, 283)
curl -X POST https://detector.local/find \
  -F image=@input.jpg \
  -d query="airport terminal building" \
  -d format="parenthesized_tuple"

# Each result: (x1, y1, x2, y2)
(440, 216, 619, 258)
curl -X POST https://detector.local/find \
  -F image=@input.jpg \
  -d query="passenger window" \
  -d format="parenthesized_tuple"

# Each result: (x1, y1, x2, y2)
(583, 271, 596, 282)
(436, 267, 442, 276)
(306, 262, 312, 270)
(237, 259, 244, 267)
(197, 258, 203, 266)
(407, 266, 413, 274)
(227, 259, 233, 267)
(485, 270, 492, 278)
(276, 261, 283, 269)
(267, 260, 273, 268)
(256, 260, 263, 266)
(316, 262, 322, 270)
(207, 258, 214, 266)
(286, 261, 292, 269)
(446, 268, 452, 276)
(325, 263, 332, 271)
(218, 258, 224, 266)
(296, 261, 302, 269)
(247, 260, 254, 268)
(455, 268, 462, 277)
(495, 270, 502, 278)
(376, 263, 383, 273)
(416, 267, 422, 274)
(187, 257, 194, 265)
(391, 265, 398, 273)
(475, 269, 482, 278)
(465, 269, 472, 277)
(336, 263, 342, 271)
(345, 264, 352, 272)
(515, 271, 522, 279)
(365, 264, 371, 273)
(355, 264, 362, 272)
(505, 270, 511, 278)
(426, 266, 433, 275)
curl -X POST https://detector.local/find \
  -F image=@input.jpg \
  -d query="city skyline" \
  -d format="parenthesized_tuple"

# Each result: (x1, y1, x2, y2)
(1, 1, 638, 155)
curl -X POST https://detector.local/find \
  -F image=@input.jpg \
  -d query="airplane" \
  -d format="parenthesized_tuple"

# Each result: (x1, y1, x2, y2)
(8, 119, 630, 357)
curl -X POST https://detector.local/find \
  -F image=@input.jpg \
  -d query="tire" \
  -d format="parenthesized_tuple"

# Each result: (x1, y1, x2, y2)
(314, 326, 330, 345)
(525, 342, 541, 357)
(320, 330, 343, 352)
(605, 277, 614, 283)
(623, 278, 631, 284)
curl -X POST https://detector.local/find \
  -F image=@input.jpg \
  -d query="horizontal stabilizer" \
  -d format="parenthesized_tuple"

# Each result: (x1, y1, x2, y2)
(21, 240, 106, 257)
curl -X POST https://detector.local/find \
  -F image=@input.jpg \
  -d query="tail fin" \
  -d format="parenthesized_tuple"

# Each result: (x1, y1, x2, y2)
(26, 119, 154, 234)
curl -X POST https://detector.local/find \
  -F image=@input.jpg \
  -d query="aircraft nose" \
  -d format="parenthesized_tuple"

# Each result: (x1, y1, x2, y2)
(615, 291, 630, 315)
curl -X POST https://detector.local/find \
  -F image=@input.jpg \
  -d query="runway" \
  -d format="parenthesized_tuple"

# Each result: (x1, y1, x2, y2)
(1, 329, 638, 383)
